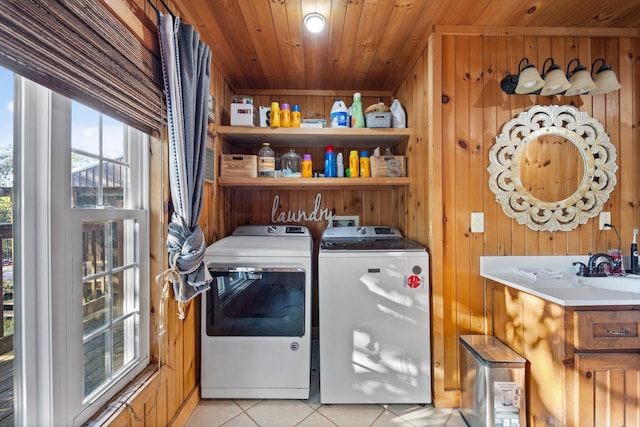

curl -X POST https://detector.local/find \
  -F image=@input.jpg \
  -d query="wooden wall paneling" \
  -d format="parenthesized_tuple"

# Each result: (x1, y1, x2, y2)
(521, 36, 543, 256)
(147, 131, 169, 426)
(507, 36, 530, 256)
(362, 188, 379, 225)
(635, 39, 640, 234)
(481, 35, 499, 261)
(452, 35, 471, 391)
(629, 38, 640, 242)
(182, 305, 197, 399)
(572, 37, 599, 256)
(398, 50, 429, 244)
(623, 37, 640, 252)
(468, 35, 486, 336)
(426, 31, 455, 407)
(494, 36, 514, 256)
(441, 35, 459, 393)
(601, 37, 621, 253)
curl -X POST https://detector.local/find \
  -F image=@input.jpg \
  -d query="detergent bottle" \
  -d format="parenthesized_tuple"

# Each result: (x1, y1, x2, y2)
(330, 100, 348, 128)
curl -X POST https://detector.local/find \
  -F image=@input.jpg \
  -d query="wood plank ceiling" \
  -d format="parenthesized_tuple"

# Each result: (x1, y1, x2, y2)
(169, 0, 640, 93)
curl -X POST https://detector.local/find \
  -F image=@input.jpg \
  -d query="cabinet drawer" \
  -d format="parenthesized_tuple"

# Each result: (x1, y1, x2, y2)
(574, 310, 640, 350)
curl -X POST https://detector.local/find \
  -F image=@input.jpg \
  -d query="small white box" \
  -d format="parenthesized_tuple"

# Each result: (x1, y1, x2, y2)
(230, 104, 257, 127)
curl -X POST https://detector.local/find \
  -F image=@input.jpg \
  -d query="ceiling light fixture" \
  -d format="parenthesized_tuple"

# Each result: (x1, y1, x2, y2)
(304, 13, 325, 33)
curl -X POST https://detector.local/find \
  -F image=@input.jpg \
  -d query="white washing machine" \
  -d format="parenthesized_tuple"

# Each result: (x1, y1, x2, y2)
(201, 225, 312, 399)
(318, 226, 431, 404)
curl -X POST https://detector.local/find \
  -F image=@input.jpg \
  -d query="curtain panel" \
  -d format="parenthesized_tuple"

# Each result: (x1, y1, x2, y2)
(157, 12, 212, 318)
(0, 0, 164, 135)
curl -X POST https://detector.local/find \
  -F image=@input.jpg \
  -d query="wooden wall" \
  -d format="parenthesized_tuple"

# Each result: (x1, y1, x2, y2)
(407, 28, 640, 407)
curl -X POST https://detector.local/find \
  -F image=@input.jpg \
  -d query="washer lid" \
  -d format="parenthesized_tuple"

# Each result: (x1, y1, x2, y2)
(320, 226, 425, 251)
(205, 235, 312, 258)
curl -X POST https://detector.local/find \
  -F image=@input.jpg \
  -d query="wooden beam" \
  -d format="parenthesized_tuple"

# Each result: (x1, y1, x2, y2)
(434, 25, 640, 38)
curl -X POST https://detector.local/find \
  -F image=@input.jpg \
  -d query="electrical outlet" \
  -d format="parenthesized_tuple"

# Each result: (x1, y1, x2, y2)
(599, 212, 611, 230)
(471, 212, 484, 233)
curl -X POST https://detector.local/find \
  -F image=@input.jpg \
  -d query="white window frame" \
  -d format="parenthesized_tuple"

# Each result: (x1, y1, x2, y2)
(14, 76, 150, 427)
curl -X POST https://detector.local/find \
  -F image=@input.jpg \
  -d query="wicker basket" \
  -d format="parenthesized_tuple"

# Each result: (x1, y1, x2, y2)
(365, 112, 391, 128)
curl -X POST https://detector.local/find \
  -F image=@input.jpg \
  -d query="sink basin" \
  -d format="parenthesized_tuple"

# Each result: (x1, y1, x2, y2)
(579, 275, 640, 293)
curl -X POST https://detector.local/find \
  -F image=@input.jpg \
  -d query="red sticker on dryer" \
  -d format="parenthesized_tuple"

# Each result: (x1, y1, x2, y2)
(407, 275, 421, 288)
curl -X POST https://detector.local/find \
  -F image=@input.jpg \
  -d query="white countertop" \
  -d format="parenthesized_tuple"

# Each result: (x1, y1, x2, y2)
(480, 256, 640, 307)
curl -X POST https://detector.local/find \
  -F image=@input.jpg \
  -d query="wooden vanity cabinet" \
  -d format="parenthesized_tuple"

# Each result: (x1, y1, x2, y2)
(486, 280, 640, 427)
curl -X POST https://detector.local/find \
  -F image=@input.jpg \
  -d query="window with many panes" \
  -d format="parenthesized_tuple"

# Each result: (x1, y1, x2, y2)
(71, 101, 148, 403)
(14, 75, 149, 426)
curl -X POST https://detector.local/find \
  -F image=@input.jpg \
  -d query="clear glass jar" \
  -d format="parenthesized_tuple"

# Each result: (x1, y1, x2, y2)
(281, 149, 302, 177)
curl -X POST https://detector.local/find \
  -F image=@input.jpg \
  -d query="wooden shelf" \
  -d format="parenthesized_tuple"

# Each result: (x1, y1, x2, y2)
(217, 126, 410, 149)
(217, 176, 411, 189)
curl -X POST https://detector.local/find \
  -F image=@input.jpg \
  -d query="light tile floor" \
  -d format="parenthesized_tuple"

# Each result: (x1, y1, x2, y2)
(186, 342, 467, 427)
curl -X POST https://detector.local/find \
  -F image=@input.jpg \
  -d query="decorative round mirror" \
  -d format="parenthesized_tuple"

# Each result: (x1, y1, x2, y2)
(488, 105, 617, 232)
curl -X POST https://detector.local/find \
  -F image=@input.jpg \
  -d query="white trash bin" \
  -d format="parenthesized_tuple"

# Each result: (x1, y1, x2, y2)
(459, 335, 527, 427)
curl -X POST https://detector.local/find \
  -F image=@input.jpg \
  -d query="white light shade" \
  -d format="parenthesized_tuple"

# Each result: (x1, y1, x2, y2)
(565, 68, 597, 96)
(589, 69, 621, 95)
(515, 65, 544, 94)
(304, 13, 325, 33)
(540, 67, 571, 96)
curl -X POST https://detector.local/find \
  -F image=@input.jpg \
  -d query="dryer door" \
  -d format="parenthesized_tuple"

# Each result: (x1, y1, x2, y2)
(205, 267, 306, 337)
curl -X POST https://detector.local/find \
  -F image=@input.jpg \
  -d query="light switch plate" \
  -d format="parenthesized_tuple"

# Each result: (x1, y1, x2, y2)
(471, 212, 484, 233)
(599, 212, 611, 230)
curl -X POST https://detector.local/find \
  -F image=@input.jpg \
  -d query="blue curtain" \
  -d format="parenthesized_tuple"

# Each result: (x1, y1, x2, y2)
(157, 12, 212, 318)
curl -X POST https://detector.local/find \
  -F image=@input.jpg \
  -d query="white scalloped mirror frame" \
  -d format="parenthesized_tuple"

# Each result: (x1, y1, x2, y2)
(488, 104, 617, 232)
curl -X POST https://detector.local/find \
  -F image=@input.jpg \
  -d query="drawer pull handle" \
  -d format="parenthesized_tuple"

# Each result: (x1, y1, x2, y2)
(604, 327, 629, 336)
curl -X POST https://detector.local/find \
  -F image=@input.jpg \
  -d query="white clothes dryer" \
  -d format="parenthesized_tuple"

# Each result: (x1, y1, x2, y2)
(201, 225, 312, 399)
(318, 226, 431, 404)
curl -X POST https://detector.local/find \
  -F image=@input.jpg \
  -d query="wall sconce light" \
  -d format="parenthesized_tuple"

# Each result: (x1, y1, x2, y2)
(501, 57, 621, 96)
(539, 58, 571, 96)
(500, 58, 544, 94)
(589, 58, 621, 96)
(304, 13, 325, 33)
(565, 58, 597, 96)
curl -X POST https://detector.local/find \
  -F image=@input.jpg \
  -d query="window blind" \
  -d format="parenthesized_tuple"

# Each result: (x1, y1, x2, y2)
(0, 0, 164, 135)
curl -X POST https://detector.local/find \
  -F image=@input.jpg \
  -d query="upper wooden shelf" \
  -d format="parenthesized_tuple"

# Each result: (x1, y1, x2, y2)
(217, 176, 411, 189)
(217, 126, 411, 149)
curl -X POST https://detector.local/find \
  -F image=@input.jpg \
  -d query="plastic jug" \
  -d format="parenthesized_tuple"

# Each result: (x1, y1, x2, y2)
(359, 150, 370, 177)
(349, 150, 359, 178)
(390, 98, 406, 128)
(280, 103, 291, 127)
(330, 100, 348, 128)
(291, 105, 301, 128)
(324, 145, 337, 177)
(336, 152, 344, 177)
(270, 102, 281, 128)
(257, 142, 276, 177)
(301, 154, 312, 178)
(351, 93, 365, 128)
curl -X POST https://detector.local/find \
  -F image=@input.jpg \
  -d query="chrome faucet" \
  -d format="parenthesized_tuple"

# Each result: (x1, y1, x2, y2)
(573, 253, 622, 277)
